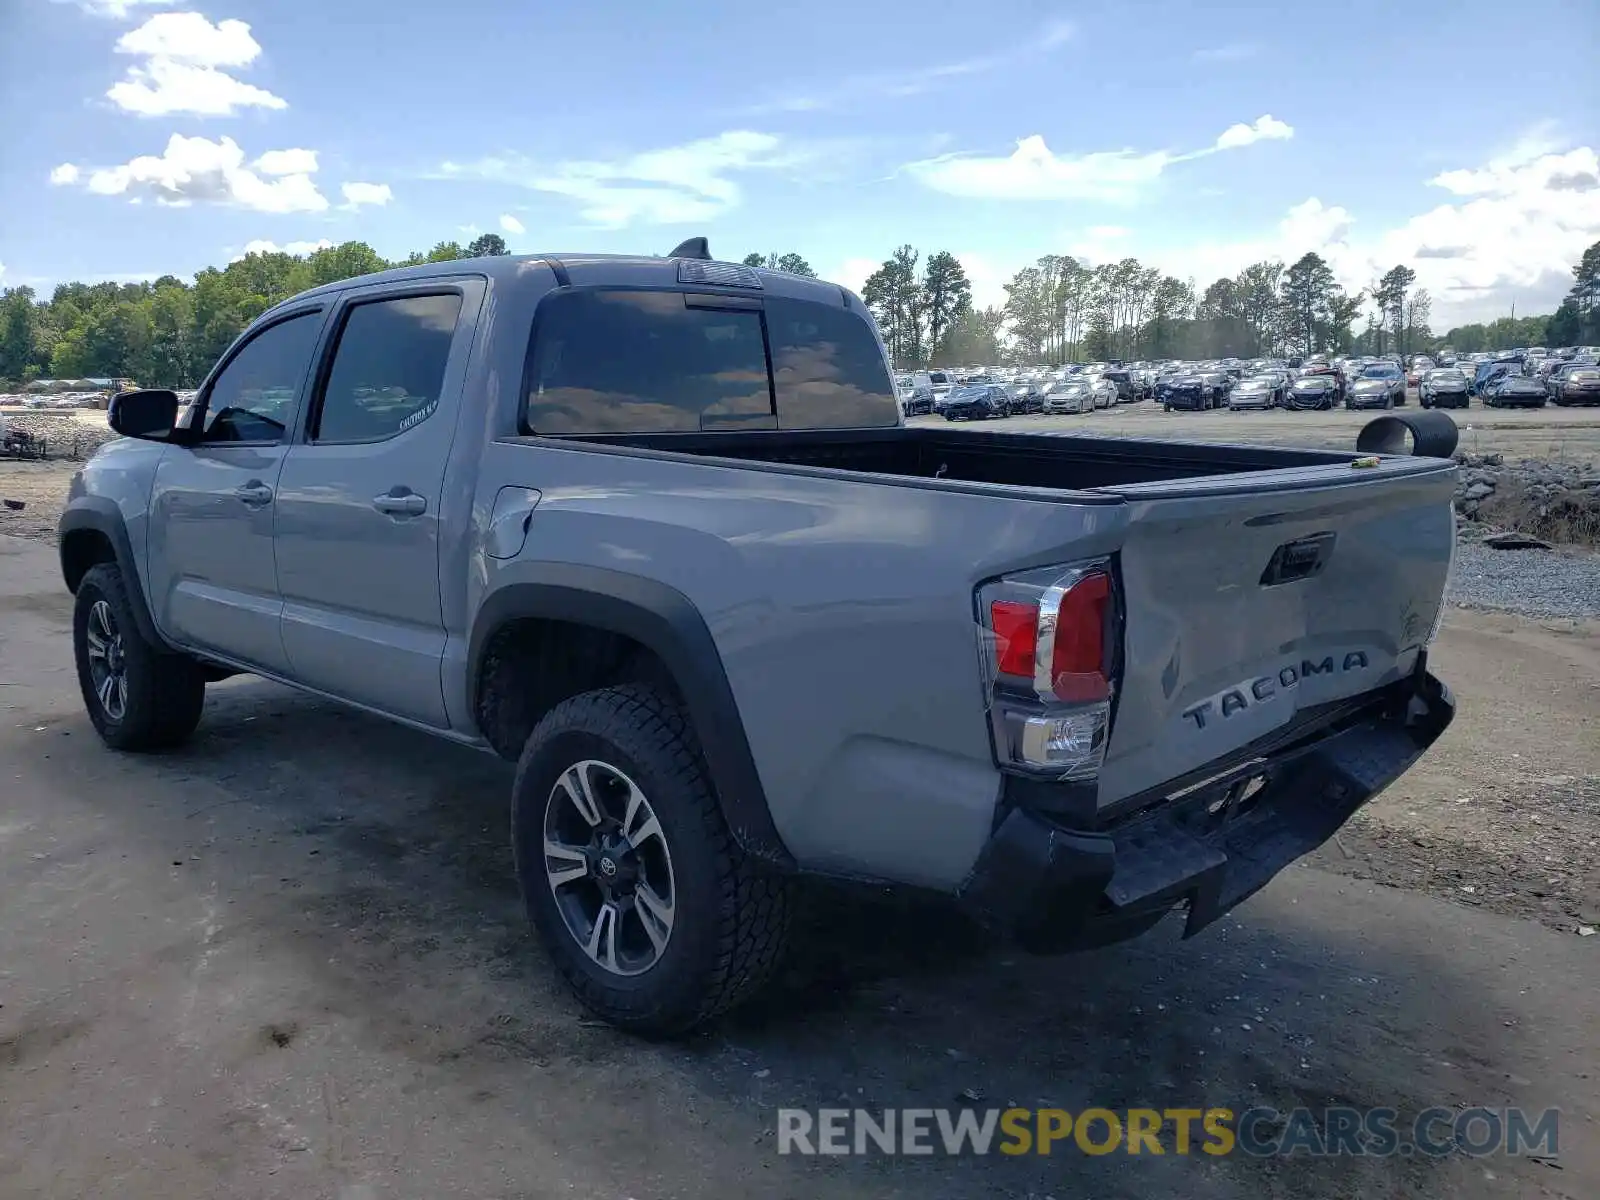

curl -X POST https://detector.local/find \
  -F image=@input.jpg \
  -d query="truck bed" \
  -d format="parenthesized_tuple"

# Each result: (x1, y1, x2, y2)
(566, 425, 1368, 492)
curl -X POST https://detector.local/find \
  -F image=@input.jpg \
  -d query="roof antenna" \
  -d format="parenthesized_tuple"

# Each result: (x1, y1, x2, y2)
(668, 237, 712, 261)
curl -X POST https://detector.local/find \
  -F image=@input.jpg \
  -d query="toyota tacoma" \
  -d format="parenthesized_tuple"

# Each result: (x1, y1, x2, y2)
(58, 241, 1458, 1035)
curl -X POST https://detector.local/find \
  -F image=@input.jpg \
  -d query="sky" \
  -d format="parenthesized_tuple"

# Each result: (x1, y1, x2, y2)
(3, 0, 1598, 330)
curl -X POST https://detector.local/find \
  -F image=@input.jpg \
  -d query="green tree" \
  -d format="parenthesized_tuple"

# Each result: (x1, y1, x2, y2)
(1545, 299, 1581, 347)
(1235, 261, 1284, 355)
(1374, 264, 1416, 354)
(466, 233, 509, 258)
(920, 251, 971, 364)
(1002, 265, 1050, 363)
(1142, 276, 1195, 358)
(943, 305, 1004, 365)
(426, 241, 468, 263)
(306, 241, 388, 287)
(773, 252, 816, 278)
(1280, 252, 1336, 357)
(0, 287, 43, 381)
(741, 252, 817, 277)
(862, 245, 923, 367)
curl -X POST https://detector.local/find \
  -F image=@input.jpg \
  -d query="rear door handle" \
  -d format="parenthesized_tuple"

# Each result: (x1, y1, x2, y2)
(233, 482, 273, 506)
(373, 490, 427, 516)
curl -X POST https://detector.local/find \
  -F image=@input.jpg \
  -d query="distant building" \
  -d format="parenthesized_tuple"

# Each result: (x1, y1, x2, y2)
(23, 377, 136, 394)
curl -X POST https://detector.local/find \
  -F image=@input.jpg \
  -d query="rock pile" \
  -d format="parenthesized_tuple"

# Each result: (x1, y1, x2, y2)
(1, 412, 119, 459)
(1451, 453, 1600, 546)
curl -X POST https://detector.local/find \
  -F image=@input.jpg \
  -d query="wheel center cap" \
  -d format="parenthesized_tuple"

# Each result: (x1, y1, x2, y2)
(597, 855, 618, 879)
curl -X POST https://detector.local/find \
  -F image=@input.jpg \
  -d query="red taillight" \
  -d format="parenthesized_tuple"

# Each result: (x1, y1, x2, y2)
(988, 571, 1112, 701)
(990, 600, 1038, 677)
(1048, 571, 1110, 701)
(978, 561, 1116, 780)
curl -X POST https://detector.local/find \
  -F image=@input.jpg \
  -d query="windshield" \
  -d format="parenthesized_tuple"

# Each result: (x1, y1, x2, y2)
(1361, 366, 1400, 379)
(1429, 370, 1465, 382)
(1297, 376, 1332, 388)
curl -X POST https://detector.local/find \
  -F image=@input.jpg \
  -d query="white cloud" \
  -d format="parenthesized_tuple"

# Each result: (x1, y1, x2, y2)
(62, 134, 328, 213)
(1373, 143, 1600, 322)
(499, 213, 525, 235)
(831, 257, 881, 297)
(1088, 225, 1130, 240)
(1095, 133, 1599, 326)
(107, 14, 285, 116)
(54, 0, 176, 17)
(253, 148, 318, 176)
(49, 163, 81, 185)
(114, 12, 258, 63)
(107, 60, 287, 116)
(232, 238, 334, 261)
(748, 19, 1074, 115)
(906, 115, 1294, 203)
(340, 182, 393, 209)
(442, 130, 805, 227)
(1213, 115, 1294, 151)
(908, 136, 1175, 203)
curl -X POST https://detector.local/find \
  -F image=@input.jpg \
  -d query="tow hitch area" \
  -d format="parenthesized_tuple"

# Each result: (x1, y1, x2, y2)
(959, 667, 1455, 954)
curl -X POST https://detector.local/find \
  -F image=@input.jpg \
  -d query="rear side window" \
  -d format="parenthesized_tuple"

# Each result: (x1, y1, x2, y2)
(764, 298, 899, 429)
(525, 290, 774, 434)
(314, 293, 463, 442)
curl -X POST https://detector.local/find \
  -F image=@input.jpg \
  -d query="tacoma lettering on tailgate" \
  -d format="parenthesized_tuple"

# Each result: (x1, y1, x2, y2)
(1182, 652, 1371, 730)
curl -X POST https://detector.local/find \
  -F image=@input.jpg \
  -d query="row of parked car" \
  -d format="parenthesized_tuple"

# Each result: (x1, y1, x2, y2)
(895, 345, 1600, 420)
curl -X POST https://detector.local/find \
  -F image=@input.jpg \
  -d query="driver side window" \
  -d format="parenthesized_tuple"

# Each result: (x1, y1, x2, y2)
(199, 310, 322, 444)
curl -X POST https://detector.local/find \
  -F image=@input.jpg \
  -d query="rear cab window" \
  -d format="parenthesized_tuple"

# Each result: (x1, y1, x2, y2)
(764, 297, 899, 430)
(523, 284, 899, 435)
(525, 290, 775, 433)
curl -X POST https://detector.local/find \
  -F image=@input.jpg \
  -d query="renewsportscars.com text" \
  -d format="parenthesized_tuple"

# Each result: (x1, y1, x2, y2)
(777, 1106, 1561, 1158)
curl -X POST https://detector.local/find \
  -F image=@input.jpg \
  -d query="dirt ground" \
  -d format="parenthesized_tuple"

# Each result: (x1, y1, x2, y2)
(2, 405, 1597, 1198)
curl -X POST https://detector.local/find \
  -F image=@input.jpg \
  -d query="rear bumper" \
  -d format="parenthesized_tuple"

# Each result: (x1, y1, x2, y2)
(958, 663, 1454, 952)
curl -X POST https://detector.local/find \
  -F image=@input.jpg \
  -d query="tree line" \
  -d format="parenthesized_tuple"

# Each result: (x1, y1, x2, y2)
(860, 239, 1600, 369)
(2, 235, 1596, 389)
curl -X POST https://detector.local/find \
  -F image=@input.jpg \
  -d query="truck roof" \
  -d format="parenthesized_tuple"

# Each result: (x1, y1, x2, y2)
(272, 251, 857, 313)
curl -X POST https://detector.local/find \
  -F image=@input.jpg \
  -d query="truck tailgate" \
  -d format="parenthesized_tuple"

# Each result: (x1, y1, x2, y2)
(1094, 457, 1456, 810)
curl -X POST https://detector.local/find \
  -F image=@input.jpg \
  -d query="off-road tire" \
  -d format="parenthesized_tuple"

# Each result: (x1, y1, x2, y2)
(511, 684, 792, 1036)
(73, 563, 206, 751)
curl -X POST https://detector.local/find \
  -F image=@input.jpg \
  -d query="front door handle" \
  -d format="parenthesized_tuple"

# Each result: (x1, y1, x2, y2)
(373, 490, 427, 517)
(234, 482, 273, 506)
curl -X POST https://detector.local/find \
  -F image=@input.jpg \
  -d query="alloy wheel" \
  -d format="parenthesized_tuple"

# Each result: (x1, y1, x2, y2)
(543, 759, 677, 977)
(84, 599, 128, 721)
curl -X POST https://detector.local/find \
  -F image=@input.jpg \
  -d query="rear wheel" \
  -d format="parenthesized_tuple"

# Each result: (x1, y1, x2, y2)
(73, 563, 206, 751)
(512, 684, 792, 1036)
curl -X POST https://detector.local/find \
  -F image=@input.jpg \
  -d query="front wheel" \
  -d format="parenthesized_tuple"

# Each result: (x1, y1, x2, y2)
(73, 563, 206, 751)
(512, 684, 792, 1036)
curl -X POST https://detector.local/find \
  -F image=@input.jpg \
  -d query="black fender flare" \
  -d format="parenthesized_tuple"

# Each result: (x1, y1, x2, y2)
(467, 565, 793, 869)
(57, 497, 168, 648)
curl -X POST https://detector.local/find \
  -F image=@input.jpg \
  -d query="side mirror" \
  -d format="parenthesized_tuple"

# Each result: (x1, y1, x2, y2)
(108, 389, 180, 441)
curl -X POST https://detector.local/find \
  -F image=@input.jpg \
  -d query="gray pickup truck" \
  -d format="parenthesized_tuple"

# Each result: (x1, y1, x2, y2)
(59, 243, 1457, 1035)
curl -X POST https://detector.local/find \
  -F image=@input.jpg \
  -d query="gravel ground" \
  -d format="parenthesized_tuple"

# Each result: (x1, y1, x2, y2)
(1448, 541, 1600, 619)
